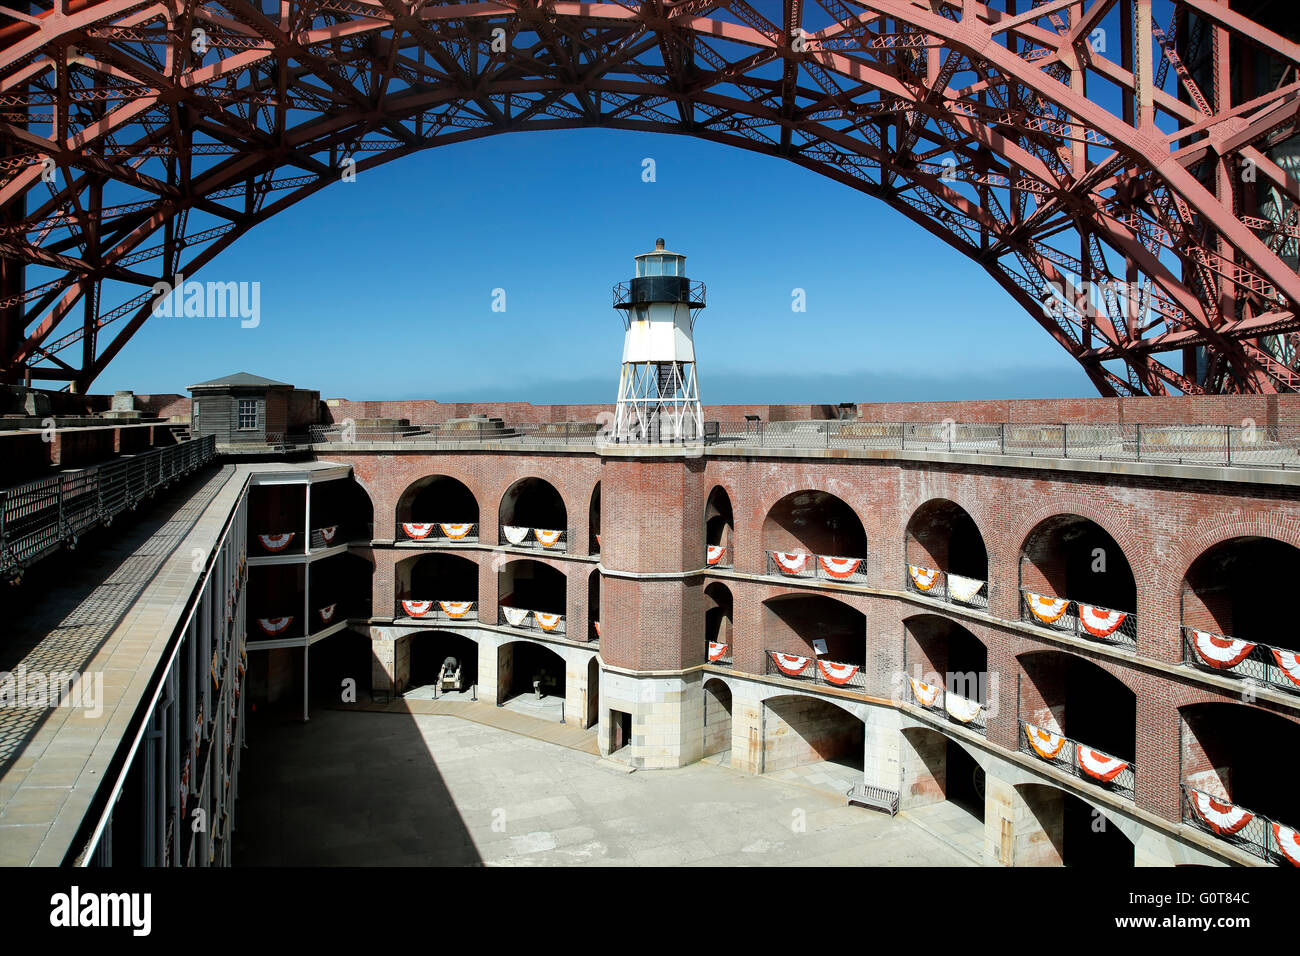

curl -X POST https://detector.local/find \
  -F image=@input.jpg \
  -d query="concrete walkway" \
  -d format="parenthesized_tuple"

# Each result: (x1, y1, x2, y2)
(334, 696, 600, 754)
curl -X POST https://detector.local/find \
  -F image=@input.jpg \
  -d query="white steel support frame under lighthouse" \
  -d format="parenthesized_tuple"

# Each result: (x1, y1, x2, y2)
(611, 239, 707, 443)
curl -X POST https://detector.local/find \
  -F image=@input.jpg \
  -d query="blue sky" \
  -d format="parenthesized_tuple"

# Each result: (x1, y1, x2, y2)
(99, 129, 1098, 404)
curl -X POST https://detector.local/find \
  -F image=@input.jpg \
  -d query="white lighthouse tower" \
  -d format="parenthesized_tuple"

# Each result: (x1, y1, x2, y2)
(611, 238, 706, 443)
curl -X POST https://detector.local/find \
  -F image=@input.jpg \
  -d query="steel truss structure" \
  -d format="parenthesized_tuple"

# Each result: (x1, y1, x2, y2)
(1, 0, 1298, 394)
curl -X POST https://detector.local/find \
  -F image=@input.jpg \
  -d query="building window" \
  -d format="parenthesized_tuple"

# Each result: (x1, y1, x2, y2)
(237, 399, 257, 430)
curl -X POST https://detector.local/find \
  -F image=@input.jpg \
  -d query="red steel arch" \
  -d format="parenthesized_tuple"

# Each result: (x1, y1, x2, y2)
(1, 0, 1298, 393)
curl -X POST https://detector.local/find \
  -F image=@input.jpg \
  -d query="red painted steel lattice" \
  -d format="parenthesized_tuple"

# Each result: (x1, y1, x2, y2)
(0, 1, 1298, 393)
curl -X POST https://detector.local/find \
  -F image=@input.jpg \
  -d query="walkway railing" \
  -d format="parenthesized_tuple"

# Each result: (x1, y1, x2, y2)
(0, 435, 217, 580)
(397, 600, 479, 622)
(904, 564, 989, 609)
(1179, 784, 1295, 865)
(710, 420, 1300, 468)
(309, 525, 344, 550)
(1180, 627, 1300, 696)
(902, 676, 988, 736)
(765, 549, 868, 583)
(1020, 589, 1137, 650)
(499, 524, 568, 552)
(397, 521, 480, 543)
(764, 649, 868, 690)
(308, 419, 1300, 470)
(498, 606, 566, 635)
(1019, 719, 1136, 801)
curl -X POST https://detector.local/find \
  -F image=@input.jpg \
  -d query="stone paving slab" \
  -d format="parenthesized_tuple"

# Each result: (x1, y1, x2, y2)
(234, 708, 975, 867)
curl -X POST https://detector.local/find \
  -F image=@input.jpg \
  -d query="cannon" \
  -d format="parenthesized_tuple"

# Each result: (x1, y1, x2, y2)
(436, 655, 463, 693)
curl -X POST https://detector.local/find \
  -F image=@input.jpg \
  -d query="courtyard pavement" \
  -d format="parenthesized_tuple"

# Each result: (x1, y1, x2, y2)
(233, 707, 975, 866)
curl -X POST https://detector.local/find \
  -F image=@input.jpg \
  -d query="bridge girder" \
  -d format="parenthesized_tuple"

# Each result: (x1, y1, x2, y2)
(0, 0, 1297, 394)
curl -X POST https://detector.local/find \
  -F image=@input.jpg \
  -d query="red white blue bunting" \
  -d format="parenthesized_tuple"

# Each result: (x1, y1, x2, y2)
(1077, 745, 1129, 782)
(773, 552, 810, 575)
(1024, 723, 1066, 760)
(258, 533, 294, 552)
(401, 600, 433, 618)
(1025, 592, 1069, 623)
(947, 574, 985, 604)
(1188, 788, 1254, 836)
(257, 616, 293, 635)
(318, 526, 338, 544)
(816, 659, 860, 685)
(441, 523, 473, 539)
(908, 677, 941, 707)
(708, 642, 729, 662)
(908, 565, 940, 590)
(1272, 648, 1300, 687)
(818, 555, 862, 579)
(1273, 823, 1300, 866)
(318, 604, 337, 624)
(440, 601, 473, 618)
(706, 545, 727, 566)
(402, 523, 433, 539)
(535, 528, 564, 547)
(770, 652, 811, 675)
(1079, 604, 1127, 637)
(945, 693, 982, 724)
(1191, 630, 1256, 669)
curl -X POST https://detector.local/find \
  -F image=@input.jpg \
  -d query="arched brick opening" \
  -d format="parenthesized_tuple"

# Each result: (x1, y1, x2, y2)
(311, 477, 374, 543)
(409, 632, 479, 690)
(1018, 651, 1136, 773)
(900, 725, 985, 822)
(763, 594, 865, 670)
(704, 581, 733, 647)
(587, 568, 601, 642)
(1014, 783, 1135, 868)
(904, 614, 988, 705)
(1020, 514, 1136, 628)
(306, 552, 372, 627)
(497, 640, 566, 708)
(761, 490, 867, 559)
(702, 677, 732, 760)
(395, 553, 478, 618)
(1182, 537, 1300, 650)
(705, 485, 734, 567)
(905, 498, 988, 585)
(589, 481, 601, 554)
(249, 484, 306, 555)
(498, 559, 566, 625)
(1180, 702, 1300, 835)
(395, 474, 479, 540)
(248, 563, 304, 641)
(499, 477, 567, 532)
(761, 694, 864, 781)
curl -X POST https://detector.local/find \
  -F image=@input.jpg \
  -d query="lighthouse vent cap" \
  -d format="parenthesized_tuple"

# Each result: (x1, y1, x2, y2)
(655, 238, 665, 250)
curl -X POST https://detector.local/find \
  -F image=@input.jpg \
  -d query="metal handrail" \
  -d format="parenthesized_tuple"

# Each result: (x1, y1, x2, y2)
(1178, 784, 1292, 864)
(763, 648, 868, 690)
(498, 524, 569, 552)
(1, 435, 217, 580)
(1019, 588, 1137, 650)
(1018, 719, 1136, 800)
(497, 606, 567, 635)
(395, 599, 479, 622)
(395, 520, 481, 543)
(764, 549, 868, 583)
(901, 676, 988, 736)
(903, 564, 989, 609)
(1180, 626, 1300, 696)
